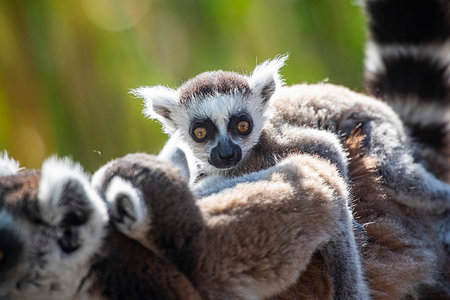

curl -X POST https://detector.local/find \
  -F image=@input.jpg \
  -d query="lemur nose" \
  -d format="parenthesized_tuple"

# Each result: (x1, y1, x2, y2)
(0, 211, 23, 274)
(219, 147, 234, 159)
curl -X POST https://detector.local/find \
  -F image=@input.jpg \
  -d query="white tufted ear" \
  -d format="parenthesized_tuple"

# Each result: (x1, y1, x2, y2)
(0, 151, 21, 177)
(37, 156, 108, 257)
(105, 176, 151, 244)
(38, 156, 108, 227)
(132, 86, 180, 133)
(249, 54, 288, 104)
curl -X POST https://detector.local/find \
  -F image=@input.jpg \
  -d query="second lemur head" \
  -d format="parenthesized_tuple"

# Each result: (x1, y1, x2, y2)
(134, 55, 287, 176)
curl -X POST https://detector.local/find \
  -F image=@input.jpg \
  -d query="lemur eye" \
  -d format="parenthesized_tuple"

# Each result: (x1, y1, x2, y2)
(193, 127, 207, 140)
(237, 121, 250, 133)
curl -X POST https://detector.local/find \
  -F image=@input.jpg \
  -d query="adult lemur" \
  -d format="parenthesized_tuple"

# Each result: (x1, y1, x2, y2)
(0, 151, 352, 299)
(134, 57, 373, 300)
(133, 1, 450, 298)
(135, 55, 450, 213)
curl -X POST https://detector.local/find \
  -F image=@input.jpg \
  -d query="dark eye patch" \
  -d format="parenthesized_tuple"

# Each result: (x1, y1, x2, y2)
(189, 118, 217, 143)
(228, 113, 253, 136)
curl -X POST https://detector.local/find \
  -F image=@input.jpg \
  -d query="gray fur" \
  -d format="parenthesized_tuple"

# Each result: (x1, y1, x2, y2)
(139, 58, 371, 299)
(0, 157, 108, 300)
(148, 64, 450, 299)
(95, 153, 366, 299)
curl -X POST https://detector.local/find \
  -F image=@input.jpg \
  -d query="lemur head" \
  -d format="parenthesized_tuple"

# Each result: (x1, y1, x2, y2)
(92, 153, 204, 276)
(134, 55, 287, 175)
(0, 152, 108, 300)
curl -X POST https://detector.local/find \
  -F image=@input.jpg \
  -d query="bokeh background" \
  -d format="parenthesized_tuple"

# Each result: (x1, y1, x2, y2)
(0, 0, 367, 172)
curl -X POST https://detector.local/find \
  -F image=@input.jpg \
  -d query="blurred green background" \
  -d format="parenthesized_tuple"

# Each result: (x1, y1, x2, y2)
(0, 0, 366, 172)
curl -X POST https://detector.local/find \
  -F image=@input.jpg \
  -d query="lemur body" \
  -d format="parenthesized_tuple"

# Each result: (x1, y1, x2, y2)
(1, 151, 353, 299)
(92, 152, 357, 299)
(136, 55, 450, 299)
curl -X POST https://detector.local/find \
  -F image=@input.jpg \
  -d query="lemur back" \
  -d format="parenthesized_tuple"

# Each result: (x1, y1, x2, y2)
(93, 152, 361, 299)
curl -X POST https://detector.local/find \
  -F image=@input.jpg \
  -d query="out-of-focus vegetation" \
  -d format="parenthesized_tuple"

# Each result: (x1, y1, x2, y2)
(0, 0, 366, 171)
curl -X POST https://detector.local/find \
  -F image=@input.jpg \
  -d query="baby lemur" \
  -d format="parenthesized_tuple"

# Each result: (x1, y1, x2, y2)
(136, 63, 370, 299)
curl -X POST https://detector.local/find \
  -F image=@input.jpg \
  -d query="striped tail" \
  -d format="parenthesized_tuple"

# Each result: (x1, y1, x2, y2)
(363, 0, 450, 180)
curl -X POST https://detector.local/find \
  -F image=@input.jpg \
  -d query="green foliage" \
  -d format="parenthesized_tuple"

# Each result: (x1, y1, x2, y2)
(0, 0, 366, 171)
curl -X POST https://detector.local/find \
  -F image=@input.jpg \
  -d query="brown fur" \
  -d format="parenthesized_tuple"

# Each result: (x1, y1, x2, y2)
(346, 127, 444, 299)
(270, 127, 446, 300)
(96, 153, 350, 299)
(179, 71, 250, 103)
(0, 163, 200, 300)
(88, 224, 201, 300)
(269, 252, 333, 300)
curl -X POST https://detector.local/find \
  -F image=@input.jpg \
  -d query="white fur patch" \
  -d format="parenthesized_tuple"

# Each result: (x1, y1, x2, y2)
(105, 176, 153, 248)
(365, 40, 450, 77)
(249, 54, 288, 92)
(131, 85, 180, 133)
(23, 157, 109, 300)
(0, 151, 21, 176)
(38, 156, 108, 226)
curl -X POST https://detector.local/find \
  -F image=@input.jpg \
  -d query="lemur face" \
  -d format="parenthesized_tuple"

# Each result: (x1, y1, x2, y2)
(183, 92, 257, 170)
(0, 155, 108, 300)
(134, 55, 287, 175)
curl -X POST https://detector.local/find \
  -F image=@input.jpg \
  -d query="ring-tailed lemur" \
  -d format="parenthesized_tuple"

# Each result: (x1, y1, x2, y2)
(363, 0, 450, 297)
(0, 151, 355, 299)
(92, 152, 360, 299)
(135, 56, 450, 214)
(0, 152, 108, 300)
(364, 0, 450, 183)
(0, 153, 202, 300)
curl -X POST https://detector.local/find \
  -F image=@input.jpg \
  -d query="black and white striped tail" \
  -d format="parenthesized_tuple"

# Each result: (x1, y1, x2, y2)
(363, 0, 450, 178)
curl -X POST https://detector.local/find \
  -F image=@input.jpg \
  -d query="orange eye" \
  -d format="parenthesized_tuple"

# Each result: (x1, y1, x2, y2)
(193, 127, 207, 140)
(237, 121, 250, 133)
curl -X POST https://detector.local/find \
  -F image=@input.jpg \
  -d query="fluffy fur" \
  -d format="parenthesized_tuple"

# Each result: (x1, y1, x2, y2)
(93, 152, 360, 299)
(363, 0, 450, 182)
(0, 155, 201, 300)
(155, 77, 450, 298)
(146, 57, 450, 212)
(0, 151, 21, 177)
(0, 156, 108, 300)
(363, 1, 450, 296)
(134, 56, 288, 184)
(137, 59, 370, 299)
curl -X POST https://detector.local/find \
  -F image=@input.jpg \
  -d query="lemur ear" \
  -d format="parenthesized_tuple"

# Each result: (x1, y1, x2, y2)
(0, 151, 21, 177)
(249, 54, 288, 104)
(105, 176, 151, 241)
(38, 157, 107, 226)
(37, 157, 107, 253)
(132, 86, 179, 133)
